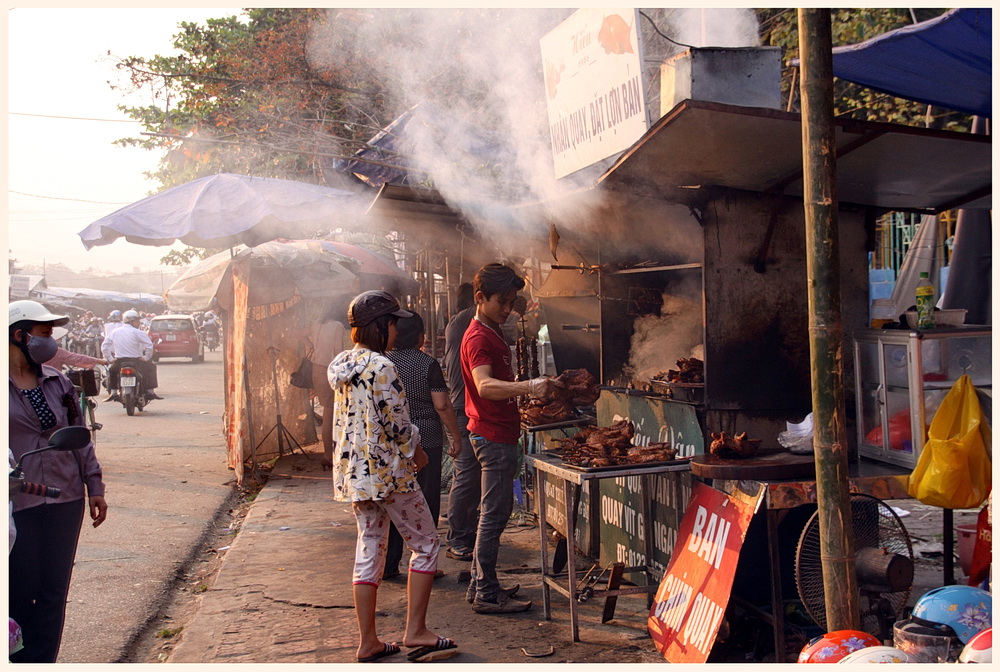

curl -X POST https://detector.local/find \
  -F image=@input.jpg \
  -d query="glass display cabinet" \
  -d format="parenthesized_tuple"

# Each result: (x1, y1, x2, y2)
(853, 326, 992, 469)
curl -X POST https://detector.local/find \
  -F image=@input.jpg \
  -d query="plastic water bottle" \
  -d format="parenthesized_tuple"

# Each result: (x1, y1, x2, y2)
(915, 271, 935, 329)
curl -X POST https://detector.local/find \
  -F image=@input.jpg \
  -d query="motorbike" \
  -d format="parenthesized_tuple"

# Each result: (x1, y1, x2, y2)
(201, 328, 220, 352)
(9, 426, 90, 500)
(116, 358, 152, 416)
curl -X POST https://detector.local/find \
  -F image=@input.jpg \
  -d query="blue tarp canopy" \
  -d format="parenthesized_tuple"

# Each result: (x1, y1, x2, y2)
(828, 8, 991, 118)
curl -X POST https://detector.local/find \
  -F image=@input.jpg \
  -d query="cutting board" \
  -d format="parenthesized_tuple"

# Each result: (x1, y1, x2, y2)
(690, 448, 816, 481)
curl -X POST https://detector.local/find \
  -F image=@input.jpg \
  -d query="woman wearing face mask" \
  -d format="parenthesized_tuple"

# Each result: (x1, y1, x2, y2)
(8, 300, 108, 663)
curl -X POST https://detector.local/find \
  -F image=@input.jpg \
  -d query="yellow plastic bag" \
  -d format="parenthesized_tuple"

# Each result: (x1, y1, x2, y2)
(907, 375, 992, 509)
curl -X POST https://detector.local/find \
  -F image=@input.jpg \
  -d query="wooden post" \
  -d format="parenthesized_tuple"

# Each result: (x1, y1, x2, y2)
(797, 9, 861, 631)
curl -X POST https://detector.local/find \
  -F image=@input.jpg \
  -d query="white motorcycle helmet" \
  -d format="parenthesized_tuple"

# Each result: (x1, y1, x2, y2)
(838, 645, 914, 663)
(9, 300, 70, 327)
(123, 309, 141, 323)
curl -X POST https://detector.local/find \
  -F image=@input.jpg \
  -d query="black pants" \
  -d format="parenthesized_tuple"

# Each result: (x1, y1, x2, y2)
(9, 499, 86, 663)
(109, 358, 158, 390)
(385, 443, 443, 574)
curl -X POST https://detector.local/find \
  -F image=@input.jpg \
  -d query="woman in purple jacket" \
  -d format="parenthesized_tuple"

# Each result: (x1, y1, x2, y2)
(8, 301, 107, 662)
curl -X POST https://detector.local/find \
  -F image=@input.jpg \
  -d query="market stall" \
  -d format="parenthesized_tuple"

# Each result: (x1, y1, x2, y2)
(516, 98, 991, 656)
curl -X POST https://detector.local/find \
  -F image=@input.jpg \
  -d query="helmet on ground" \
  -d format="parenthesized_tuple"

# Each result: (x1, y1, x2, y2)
(123, 309, 141, 322)
(109, 310, 122, 321)
(8, 300, 70, 328)
(838, 646, 914, 663)
(798, 630, 881, 663)
(912, 585, 992, 644)
(959, 627, 992, 663)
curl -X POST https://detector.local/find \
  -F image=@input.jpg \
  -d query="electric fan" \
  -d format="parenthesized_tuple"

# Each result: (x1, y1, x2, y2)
(795, 493, 914, 640)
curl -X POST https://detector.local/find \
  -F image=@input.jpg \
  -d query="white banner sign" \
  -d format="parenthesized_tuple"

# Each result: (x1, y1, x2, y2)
(540, 8, 648, 179)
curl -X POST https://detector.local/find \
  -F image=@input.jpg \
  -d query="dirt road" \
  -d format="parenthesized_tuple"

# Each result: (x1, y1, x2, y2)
(56, 349, 236, 663)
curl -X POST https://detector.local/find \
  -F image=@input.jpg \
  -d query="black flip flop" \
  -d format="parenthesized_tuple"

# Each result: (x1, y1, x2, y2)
(406, 637, 458, 663)
(357, 642, 401, 663)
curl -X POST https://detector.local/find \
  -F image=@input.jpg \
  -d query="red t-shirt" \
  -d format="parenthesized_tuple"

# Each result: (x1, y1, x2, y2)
(461, 318, 520, 444)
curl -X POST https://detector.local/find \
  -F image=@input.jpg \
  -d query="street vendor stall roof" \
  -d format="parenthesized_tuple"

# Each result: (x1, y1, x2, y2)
(598, 99, 991, 213)
(824, 8, 991, 119)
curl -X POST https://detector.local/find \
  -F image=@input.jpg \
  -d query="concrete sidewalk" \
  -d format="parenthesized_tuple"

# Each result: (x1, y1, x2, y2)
(166, 445, 663, 664)
(166, 444, 977, 664)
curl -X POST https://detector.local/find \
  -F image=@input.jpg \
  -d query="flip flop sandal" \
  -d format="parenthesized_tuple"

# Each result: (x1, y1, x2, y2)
(357, 642, 401, 663)
(406, 637, 458, 663)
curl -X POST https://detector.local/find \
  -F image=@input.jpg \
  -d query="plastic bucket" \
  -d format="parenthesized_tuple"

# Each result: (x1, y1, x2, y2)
(956, 523, 978, 576)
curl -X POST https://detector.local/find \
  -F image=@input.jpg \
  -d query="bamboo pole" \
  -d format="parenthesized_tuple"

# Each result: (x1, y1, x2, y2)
(797, 9, 860, 631)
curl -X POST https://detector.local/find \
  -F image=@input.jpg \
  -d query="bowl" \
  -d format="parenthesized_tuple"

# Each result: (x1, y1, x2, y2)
(904, 309, 967, 329)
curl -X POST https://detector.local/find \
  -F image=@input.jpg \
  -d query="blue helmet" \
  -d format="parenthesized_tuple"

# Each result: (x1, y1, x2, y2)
(912, 585, 992, 644)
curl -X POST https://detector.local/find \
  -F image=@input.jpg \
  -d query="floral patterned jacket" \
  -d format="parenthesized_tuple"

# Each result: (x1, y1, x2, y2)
(328, 348, 418, 502)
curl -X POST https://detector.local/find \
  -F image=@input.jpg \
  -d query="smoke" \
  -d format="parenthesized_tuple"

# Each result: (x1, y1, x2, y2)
(661, 8, 761, 49)
(624, 285, 704, 382)
(307, 9, 590, 243)
(304, 8, 760, 254)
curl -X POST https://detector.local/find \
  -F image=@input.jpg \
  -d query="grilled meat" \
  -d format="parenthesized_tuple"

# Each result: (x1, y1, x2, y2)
(551, 421, 677, 467)
(652, 357, 704, 384)
(520, 367, 600, 426)
(709, 431, 761, 459)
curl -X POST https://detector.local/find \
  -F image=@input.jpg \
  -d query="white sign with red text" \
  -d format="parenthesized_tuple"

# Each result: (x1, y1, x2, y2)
(539, 8, 648, 178)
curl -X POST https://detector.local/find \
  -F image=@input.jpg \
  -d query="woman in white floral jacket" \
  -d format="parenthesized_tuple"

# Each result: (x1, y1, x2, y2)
(328, 291, 458, 664)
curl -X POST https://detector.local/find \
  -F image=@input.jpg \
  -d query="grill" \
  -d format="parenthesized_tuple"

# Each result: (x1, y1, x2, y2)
(537, 191, 872, 447)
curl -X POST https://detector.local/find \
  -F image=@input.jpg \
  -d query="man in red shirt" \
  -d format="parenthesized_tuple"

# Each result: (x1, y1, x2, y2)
(461, 263, 560, 614)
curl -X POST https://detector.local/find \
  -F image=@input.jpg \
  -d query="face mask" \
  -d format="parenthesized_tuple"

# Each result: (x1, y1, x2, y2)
(25, 334, 59, 365)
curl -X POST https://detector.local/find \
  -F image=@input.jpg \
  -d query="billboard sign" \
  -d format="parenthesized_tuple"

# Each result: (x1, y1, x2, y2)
(540, 8, 648, 178)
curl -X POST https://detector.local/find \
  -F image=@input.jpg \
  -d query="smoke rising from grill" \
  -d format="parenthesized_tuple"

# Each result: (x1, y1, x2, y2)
(625, 286, 704, 383)
(307, 8, 594, 242)
(305, 9, 759, 251)
(664, 8, 761, 48)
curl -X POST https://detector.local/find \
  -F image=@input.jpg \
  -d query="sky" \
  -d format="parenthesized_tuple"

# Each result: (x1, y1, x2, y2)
(5, 7, 239, 274)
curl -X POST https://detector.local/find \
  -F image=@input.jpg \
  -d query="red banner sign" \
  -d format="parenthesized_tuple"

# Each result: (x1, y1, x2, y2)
(648, 481, 764, 663)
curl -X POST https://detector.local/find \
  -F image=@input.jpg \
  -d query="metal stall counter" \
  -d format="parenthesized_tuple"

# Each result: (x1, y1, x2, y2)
(525, 451, 692, 642)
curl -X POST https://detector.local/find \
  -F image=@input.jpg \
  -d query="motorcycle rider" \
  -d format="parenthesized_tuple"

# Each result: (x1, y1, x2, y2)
(104, 310, 124, 340)
(82, 318, 104, 358)
(201, 311, 220, 348)
(101, 310, 163, 401)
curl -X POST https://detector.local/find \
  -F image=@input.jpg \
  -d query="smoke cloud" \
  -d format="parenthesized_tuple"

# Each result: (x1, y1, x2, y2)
(663, 8, 761, 48)
(624, 283, 704, 383)
(307, 9, 591, 243)
(305, 8, 759, 253)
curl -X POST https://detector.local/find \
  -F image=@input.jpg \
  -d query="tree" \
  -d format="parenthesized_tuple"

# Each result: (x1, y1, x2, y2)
(159, 247, 223, 267)
(114, 9, 387, 189)
(756, 8, 973, 131)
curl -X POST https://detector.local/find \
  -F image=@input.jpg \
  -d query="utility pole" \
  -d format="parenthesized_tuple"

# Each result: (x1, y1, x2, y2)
(797, 9, 860, 631)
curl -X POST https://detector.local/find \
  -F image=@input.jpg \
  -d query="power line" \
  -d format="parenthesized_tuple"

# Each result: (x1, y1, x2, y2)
(9, 190, 131, 205)
(10, 111, 141, 123)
